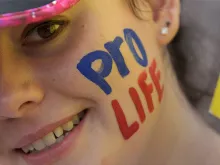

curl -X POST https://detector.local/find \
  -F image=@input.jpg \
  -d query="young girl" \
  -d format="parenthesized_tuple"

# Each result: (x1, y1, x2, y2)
(0, 0, 219, 165)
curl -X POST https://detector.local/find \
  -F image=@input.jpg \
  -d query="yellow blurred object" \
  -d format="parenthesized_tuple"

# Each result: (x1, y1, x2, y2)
(210, 76, 220, 119)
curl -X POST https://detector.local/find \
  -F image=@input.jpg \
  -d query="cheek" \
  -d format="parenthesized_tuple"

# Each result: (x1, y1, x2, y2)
(28, 16, 106, 99)
(76, 28, 164, 140)
(111, 59, 164, 140)
(31, 24, 164, 145)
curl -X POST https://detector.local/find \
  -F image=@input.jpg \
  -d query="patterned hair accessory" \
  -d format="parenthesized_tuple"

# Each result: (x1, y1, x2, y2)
(0, 0, 80, 28)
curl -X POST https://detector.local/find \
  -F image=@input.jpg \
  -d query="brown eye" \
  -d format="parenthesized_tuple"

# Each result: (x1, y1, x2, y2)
(22, 20, 68, 46)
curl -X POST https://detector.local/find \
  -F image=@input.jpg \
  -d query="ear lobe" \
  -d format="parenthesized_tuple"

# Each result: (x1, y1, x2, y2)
(148, 0, 180, 45)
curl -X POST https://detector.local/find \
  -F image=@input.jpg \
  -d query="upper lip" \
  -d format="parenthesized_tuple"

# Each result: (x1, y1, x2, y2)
(14, 113, 77, 149)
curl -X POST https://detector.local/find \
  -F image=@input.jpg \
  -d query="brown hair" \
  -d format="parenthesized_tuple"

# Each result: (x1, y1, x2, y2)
(127, 0, 151, 18)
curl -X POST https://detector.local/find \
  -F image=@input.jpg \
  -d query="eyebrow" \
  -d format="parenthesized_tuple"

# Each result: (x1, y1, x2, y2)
(28, 14, 67, 26)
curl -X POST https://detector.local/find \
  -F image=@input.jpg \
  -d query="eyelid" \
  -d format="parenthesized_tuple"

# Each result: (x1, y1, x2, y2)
(21, 16, 69, 41)
(20, 22, 69, 48)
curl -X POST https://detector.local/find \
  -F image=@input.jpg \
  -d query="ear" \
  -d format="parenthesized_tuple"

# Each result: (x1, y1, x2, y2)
(148, 0, 180, 45)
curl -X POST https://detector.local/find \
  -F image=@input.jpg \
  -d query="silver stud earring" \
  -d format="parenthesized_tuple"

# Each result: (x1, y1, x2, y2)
(161, 21, 171, 35)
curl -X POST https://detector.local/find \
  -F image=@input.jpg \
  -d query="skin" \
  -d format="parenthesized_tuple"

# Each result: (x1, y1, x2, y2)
(169, 0, 220, 132)
(0, 0, 219, 165)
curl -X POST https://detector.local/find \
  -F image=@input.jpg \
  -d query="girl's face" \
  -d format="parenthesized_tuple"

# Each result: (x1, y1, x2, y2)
(0, 0, 179, 165)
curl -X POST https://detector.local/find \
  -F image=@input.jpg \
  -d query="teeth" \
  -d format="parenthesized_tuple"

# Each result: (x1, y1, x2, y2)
(22, 145, 34, 153)
(73, 115, 80, 125)
(53, 127, 63, 137)
(56, 135, 64, 143)
(22, 146, 29, 154)
(43, 132, 56, 146)
(62, 121, 74, 131)
(32, 139, 46, 151)
(78, 111, 85, 120)
(21, 112, 86, 154)
(28, 145, 34, 151)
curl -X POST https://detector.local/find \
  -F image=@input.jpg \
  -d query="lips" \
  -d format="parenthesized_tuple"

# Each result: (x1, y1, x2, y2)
(15, 109, 87, 149)
(14, 109, 88, 165)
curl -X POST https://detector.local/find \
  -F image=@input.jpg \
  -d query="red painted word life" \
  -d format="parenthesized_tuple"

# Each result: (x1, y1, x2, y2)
(112, 59, 164, 140)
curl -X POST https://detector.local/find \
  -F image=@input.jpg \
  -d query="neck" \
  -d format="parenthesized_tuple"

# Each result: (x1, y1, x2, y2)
(140, 57, 220, 165)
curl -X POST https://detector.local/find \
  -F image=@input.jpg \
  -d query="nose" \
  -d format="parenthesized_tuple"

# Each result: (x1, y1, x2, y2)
(0, 51, 44, 119)
(0, 83, 44, 119)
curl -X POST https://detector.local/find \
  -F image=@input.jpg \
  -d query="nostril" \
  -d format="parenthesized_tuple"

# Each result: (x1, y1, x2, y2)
(19, 101, 34, 111)
(25, 101, 32, 105)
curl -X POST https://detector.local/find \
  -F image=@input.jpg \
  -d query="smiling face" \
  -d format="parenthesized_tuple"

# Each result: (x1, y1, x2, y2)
(0, 0, 180, 165)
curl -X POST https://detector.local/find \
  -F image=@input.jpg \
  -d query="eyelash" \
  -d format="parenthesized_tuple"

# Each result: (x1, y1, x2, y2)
(21, 20, 69, 46)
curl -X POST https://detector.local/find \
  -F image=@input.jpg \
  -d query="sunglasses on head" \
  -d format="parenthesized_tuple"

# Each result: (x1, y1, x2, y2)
(0, 0, 80, 28)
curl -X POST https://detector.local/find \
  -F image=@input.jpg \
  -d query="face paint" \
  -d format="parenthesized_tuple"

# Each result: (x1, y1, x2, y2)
(149, 59, 164, 102)
(129, 87, 146, 123)
(209, 75, 220, 119)
(112, 98, 140, 140)
(111, 60, 164, 140)
(138, 70, 154, 113)
(77, 51, 113, 95)
(104, 37, 130, 77)
(124, 29, 148, 67)
(77, 28, 164, 140)
(77, 28, 147, 95)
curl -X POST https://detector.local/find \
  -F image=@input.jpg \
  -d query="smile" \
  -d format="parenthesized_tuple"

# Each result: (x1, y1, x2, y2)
(14, 109, 88, 165)
(20, 110, 86, 154)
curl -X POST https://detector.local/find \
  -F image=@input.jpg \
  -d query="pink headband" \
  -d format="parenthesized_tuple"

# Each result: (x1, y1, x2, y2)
(0, 0, 80, 28)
